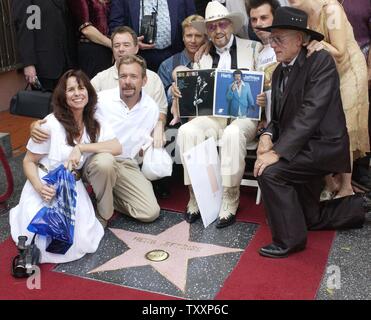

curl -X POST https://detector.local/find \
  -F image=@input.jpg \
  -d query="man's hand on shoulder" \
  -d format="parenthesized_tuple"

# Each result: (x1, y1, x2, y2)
(30, 119, 49, 143)
(194, 40, 211, 63)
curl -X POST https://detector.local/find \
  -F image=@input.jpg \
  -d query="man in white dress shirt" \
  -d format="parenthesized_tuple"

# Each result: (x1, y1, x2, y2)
(84, 55, 160, 225)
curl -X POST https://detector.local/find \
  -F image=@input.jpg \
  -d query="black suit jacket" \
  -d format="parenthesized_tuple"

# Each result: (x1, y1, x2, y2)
(266, 48, 351, 174)
(12, 0, 76, 79)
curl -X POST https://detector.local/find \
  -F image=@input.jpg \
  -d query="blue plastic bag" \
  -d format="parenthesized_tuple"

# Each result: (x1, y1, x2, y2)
(27, 164, 77, 254)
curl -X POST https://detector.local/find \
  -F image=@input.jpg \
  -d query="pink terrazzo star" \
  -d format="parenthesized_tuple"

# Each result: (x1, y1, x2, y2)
(88, 221, 243, 292)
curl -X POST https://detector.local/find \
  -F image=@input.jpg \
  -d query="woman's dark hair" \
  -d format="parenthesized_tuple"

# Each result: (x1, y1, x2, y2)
(52, 69, 100, 146)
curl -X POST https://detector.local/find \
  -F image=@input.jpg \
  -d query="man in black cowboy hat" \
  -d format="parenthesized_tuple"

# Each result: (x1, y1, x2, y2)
(253, 6, 368, 258)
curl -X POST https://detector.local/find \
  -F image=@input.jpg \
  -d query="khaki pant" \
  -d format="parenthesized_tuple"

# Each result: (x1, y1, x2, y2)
(177, 116, 257, 187)
(83, 153, 160, 222)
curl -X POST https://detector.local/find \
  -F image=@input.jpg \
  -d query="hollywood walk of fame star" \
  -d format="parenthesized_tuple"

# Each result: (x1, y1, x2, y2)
(88, 221, 243, 292)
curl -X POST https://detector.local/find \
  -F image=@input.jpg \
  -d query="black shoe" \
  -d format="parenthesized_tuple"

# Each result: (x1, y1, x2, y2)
(352, 164, 371, 191)
(153, 180, 171, 199)
(362, 191, 371, 212)
(156, 185, 170, 199)
(216, 214, 236, 229)
(184, 211, 201, 223)
(259, 243, 305, 259)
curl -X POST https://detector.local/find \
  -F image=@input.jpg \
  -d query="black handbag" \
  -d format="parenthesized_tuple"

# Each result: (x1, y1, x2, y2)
(10, 84, 52, 119)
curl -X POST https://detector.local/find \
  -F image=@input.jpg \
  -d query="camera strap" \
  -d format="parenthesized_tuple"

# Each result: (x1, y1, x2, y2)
(31, 233, 37, 245)
(141, 0, 158, 19)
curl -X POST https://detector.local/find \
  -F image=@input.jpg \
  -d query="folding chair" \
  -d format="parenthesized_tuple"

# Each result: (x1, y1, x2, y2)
(240, 141, 261, 205)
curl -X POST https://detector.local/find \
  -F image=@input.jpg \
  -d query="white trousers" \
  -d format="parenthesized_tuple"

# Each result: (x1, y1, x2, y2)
(177, 116, 258, 187)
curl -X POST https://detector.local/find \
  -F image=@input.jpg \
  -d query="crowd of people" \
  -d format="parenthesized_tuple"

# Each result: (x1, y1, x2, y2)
(9, 0, 370, 263)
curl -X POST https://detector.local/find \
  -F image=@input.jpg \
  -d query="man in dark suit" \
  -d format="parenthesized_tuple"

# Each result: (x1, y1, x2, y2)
(109, 0, 195, 72)
(253, 7, 367, 258)
(11, 0, 76, 91)
(193, 74, 213, 116)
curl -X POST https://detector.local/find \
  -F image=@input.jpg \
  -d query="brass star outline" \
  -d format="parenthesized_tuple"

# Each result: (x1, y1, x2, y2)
(88, 221, 243, 292)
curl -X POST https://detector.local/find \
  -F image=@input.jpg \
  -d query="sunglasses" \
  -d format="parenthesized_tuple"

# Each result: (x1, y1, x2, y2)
(268, 33, 294, 46)
(206, 20, 231, 33)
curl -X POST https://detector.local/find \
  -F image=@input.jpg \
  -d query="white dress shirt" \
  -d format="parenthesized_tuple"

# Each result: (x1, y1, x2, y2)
(96, 88, 159, 159)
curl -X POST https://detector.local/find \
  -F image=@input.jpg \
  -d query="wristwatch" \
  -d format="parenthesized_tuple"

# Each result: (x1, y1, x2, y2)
(256, 127, 267, 139)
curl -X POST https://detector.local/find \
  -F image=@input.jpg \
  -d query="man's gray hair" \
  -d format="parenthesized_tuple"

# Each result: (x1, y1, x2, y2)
(300, 32, 311, 45)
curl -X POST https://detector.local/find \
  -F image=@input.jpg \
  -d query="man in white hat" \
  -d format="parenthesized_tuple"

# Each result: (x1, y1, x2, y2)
(177, 1, 265, 228)
(212, 0, 290, 39)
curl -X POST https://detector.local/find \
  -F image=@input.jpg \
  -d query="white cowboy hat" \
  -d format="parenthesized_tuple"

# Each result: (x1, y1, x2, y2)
(192, 1, 245, 34)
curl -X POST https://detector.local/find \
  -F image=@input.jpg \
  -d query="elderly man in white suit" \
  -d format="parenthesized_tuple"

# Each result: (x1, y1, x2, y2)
(177, 1, 265, 228)
(214, 0, 290, 38)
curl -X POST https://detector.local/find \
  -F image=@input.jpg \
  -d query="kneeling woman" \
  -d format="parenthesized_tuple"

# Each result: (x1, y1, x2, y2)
(10, 69, 121, 263)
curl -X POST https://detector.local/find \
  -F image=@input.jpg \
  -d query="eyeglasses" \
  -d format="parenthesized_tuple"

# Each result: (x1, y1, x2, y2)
(206, 20, 231, 33)
(268, 33, 293, 46)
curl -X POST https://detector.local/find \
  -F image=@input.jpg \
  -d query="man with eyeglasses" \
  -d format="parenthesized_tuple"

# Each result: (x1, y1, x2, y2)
(253, 7, 367, 258)
(177, 1, 265, 228)
(212, 0, 290, 39)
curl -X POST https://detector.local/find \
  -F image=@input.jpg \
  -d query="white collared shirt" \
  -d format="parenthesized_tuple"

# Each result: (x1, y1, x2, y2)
(96, 88, 159, 159)
(236, 80, 245, 96)
(257, 44, 277, 70)
(283, 54, 298, 68)
(216, 34, 235, 70)
(280, 55, 298, 90)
